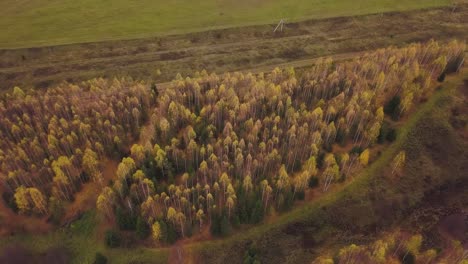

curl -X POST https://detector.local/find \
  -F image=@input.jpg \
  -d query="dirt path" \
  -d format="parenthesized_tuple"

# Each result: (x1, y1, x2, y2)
(168, 243, 186, 264)
(60, 159, 118, 225)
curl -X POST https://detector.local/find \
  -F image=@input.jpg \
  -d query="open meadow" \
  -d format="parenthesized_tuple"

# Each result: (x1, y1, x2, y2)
(0, 0, 453, 48)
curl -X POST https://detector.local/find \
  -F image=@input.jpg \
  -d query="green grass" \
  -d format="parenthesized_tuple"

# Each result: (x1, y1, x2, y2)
(0, 0, 452, 48)
(0, 211, 168, 264)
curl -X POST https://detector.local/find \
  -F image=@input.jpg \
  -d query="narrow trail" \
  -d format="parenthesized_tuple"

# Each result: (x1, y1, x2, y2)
(0, 33, 335, 74)
(60, 159, 118, 225)
(168, 243, 186, 264)
(154, 50, 364, 91)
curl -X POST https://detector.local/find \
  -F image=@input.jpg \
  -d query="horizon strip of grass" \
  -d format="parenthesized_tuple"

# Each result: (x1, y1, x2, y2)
(0, 0, 452, 49)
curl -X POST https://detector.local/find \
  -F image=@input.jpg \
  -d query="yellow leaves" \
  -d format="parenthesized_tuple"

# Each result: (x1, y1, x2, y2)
(376, 107, 384, 122)
(243, 175, 253, 193)
(132, 170, 145, 181)
(391, 151, 406, 175)
(400, 91, 414, 114)
(141, 196, 155, 219)
(13, 86, 25, 98)
(376, 71, 386, 90)
(324, 154, 337, 168)
(97, 187, 115, 218)
(1, 77, 156, 210)
(199, 160, 208, 173)
(196, 209, 204, 223)
(153, 144, 167, 169)
(406, 234, 422, 254)
(130, 144, 145, 164)
(14, 187, 47, 215)
(276, 165, 290, 191)
(181, 173, 189, 183)
(116, 157, 136, 180)
(226, 184, 236, 197)
(151, 221, 161, 242)
(28, 188, 47, 214)
(368, 121, 382, 145)
(312, 107, 323, 120)
(359, 149, 370, 166)
(294, 171, 309, 192)
(304, 156, 318, 177)
(372, 240, 388, 263)
(226, 196, 235, 209)
(167, 207, 177, 223)
(159, 118, 170, 133)
(14, 186, 30, 214)
(312, 257, 334, 264)
(82, 148, 100, 181)
(219, 172, 230, 187)
(10, 124, 21, 136)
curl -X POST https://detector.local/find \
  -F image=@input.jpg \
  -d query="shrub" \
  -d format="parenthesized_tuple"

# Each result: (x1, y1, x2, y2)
(105, 229, 121, 248)
(158, 220, 168, 243)
(350, 146, 363, 155)
(339, 174, 346, 183)
(93, 252, 107, 264)
(378, 121, 397, 143)
(385, 95, 401, 120)
(317, 152, 325, 169)
(296, 191, 305, 200)
(48, 197, 64, 224)
(136, 217, 150, 239)
(437, 72, 446, 82)
(400, 252, 415, 264)
(232, 215, 241, 228)
(116, 207, 136, 231)
(308, 177, 319, 188)
(210, 212, 231, 237)
(220, 214, 231, 236)
(280, 191, 294, 212)
(250, 201, 264, 224)
(243, 247, 261, 264)
(386, 128, 397, 142)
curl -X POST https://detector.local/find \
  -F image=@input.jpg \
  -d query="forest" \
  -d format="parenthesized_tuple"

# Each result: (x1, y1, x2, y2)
(0, 79, 156, 217)
(0, 40, 465, 247)
(98, 41, 464, 244)
(0, 41, 465, 246)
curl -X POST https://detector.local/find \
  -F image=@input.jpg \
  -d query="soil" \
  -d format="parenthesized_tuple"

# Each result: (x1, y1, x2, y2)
(60, 159, 118, 225)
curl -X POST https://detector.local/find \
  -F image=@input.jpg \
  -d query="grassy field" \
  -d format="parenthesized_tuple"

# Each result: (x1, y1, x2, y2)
(1, 67, 465, 264)
(1, 4, 467, 92)
(0, 0, 453, 48)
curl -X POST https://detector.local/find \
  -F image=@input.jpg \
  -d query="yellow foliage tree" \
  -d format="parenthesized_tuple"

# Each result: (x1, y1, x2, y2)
(359, 149, 370, 166)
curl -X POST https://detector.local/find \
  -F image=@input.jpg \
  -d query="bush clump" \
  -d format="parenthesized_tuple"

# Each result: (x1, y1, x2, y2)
(105, 229, 121, 248)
